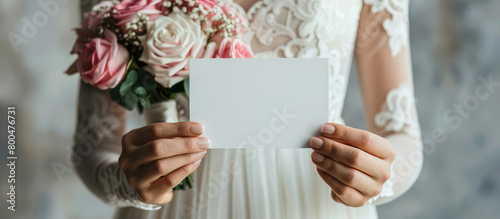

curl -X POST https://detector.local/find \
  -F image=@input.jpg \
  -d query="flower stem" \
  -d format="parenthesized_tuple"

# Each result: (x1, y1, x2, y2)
(172, 175, 193, 191)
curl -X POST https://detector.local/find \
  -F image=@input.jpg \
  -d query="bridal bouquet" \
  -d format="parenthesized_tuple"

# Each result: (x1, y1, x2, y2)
(65, 0, 254, 190)
(66, 0, 254, 109)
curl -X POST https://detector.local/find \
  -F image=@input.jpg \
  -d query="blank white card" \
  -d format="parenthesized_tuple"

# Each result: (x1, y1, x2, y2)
(189, 58, 329, 148)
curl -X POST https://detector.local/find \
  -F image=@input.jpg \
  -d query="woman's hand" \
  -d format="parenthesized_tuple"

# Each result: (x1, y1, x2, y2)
(310, 123, 396, 207)
(118, 121, 209, 205)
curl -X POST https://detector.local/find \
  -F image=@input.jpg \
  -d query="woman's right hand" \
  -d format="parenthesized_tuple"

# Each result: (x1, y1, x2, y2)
(118, 121, 209, 205)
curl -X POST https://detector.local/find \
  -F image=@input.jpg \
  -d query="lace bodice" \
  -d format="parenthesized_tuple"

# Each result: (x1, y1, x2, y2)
(228, 0, 419, 133)
(233, 0, 362, 124)
(73, 0, 423, 214)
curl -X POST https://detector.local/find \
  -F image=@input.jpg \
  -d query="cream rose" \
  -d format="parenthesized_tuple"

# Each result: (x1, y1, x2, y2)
(139, 12, 206, 88)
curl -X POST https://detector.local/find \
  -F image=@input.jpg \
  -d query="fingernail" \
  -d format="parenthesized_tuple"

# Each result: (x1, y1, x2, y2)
(198, 139, 210, 149)
(321, 124, 335, 135)
(311, 151, 324, 163)
(190, 124, 204, 134)
(193, 159, 202, 166)
(195, 151, 207, 157)
(310, 137, 324, 149)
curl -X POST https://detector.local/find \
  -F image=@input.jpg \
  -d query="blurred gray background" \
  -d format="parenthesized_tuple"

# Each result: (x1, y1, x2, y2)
(1, 0, 499, 218)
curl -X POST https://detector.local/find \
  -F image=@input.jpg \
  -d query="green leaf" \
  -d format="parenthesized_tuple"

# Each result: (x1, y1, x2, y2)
(110, 89, 138, 111)
(135, 87, 147, 96)
(139, 70, 157, 94)
(108, 67, 162, 111)
(186, 175, 193, 188)
(183, 78, 190, 97)
(123, 92, 139, 110)
(172, 175, 193, 191)
(120, 70, 138, 96)
(139, 97, 150, 108)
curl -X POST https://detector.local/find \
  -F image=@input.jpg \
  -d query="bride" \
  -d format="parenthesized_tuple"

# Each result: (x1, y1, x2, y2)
(73, 0, 423, 218)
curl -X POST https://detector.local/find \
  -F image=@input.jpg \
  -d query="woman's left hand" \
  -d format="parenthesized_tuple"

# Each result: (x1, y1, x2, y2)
(310, 123, 396, 207)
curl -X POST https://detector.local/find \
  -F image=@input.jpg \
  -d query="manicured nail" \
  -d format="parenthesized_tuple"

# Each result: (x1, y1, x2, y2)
(190, 124, 204, 134)
(321, 124, 335, 135)
(311, 151, 324, 163)
(198, 139, 210, 149)
(195, 151, 207, 157)
(310, 137, 324, 149)
(193, 159, 202, 166)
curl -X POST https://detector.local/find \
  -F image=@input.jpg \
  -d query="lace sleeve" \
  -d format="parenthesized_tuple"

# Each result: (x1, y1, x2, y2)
(73, 81, 160, 210)
(355, 0, 423, 205)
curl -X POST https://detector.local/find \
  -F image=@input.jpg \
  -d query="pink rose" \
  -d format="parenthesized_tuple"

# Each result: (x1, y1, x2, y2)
(198, 0, 218, 9)
(71, 1, 115, 54)
(217, 38, 254, 58)
(112, 0, 162, 32)
(77, 30, 129, 90)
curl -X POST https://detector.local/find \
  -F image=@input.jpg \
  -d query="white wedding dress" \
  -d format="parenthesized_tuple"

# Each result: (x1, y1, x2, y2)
(73, 0, 423, 218)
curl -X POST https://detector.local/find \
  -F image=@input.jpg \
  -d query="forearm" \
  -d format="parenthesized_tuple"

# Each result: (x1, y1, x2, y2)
(354, 0, 423, 205)
(73, 81, 160, 210)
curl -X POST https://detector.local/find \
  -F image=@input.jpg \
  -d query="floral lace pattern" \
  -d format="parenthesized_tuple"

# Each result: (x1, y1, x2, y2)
(364, 0, 409, 57)
(231, 0, 362, 123)
(364, 163, 395, 206)
(375, 84, 421, 138)
(99, 165, 161, 210)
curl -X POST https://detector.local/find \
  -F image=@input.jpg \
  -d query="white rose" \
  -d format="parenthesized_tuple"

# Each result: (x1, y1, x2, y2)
(139, 11, 206, 88)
